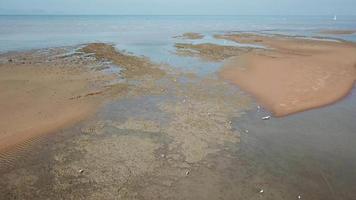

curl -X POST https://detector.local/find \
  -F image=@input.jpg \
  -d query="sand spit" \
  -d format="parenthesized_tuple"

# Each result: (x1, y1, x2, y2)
(319, 30, 356, 35)
(217, 34, 356, 116)
(175, 43, 250, 61)
(174, 32, 204, 40)
(0, 42, 166, 152)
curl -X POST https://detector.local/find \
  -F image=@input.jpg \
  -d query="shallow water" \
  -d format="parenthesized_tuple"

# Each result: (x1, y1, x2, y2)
(233, 87, 356, 199)
(1, 15, 356, 74)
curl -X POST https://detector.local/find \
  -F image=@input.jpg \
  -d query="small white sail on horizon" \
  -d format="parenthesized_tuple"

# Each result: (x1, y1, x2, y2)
(333, 15, 337, 21)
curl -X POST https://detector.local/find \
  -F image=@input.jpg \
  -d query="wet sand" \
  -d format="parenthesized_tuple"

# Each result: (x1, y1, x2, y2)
(217, 34, 356, 116)
(0, 44, 253, 199)
(174, 32, 204, 40)
(81, 43, 165, 78)
(0, 49, 110, 152)
(319, 30, 356, 35)
(175, 43, 249, 61)
(0, 43, 162, 152)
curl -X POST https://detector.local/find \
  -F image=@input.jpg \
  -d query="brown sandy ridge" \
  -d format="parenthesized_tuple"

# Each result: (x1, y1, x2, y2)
(319, 30, 356, 35)
(217, 34, 356, 116)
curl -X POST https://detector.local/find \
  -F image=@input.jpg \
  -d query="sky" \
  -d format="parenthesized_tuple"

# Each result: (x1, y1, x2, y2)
(0, 0, 355, 15)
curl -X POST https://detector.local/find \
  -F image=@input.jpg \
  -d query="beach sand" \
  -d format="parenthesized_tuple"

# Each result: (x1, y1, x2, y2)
(0, 44, 141, 152)
(0, 43, 167, 153)
(217, 34, 356, 116)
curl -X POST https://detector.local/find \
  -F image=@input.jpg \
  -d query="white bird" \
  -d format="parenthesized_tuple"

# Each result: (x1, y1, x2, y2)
(262, 116, 271, 120)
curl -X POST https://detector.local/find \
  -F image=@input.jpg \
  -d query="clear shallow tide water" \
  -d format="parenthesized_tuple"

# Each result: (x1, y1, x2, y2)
(232, 87, 356, 199)
(1, 15, 356, 74)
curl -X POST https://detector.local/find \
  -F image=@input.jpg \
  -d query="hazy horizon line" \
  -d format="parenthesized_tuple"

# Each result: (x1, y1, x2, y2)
(0, 14, 354, 16)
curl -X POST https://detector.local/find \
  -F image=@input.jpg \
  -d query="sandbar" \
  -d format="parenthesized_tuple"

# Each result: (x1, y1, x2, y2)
(218, 34, 356, 116)
(0, 45, 130, 152)
(174, 32, 204, 40)
(319, 30, 356, 35)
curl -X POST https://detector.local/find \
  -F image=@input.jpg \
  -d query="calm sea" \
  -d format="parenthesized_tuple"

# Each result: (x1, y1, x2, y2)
(1, 15, 356, 73)
(1, 15, 356, 52)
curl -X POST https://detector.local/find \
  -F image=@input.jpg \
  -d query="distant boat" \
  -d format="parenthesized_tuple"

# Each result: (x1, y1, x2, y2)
(334, 15, 337, 21)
